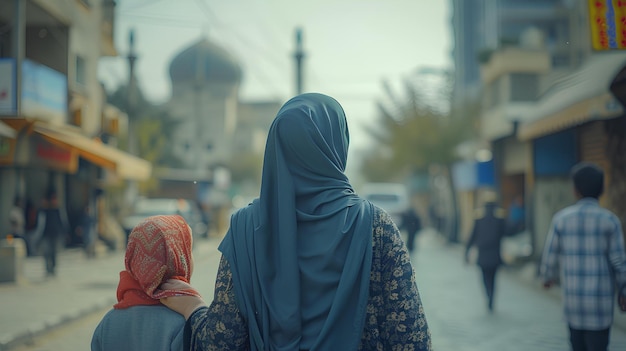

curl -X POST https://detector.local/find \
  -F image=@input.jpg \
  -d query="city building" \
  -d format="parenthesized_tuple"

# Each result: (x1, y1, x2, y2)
(470, 0, 626, 259)
(450, 0, 577, 107)
(0, 0, 151, 247)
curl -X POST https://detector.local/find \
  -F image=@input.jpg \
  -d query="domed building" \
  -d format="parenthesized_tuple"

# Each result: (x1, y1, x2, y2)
(160, 37, 282, 209)
(167, 38, 243, 172)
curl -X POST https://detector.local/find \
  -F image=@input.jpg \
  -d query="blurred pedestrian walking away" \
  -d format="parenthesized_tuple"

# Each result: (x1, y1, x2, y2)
(91, 215, 201, 351)
(35, 189, 70, 276)
(76, 205, 97, 258)
(160, 93, 432, 351)
(540, 162, 626, 351)
(400, 205, 423, 253)
(464, 191, 507, 313)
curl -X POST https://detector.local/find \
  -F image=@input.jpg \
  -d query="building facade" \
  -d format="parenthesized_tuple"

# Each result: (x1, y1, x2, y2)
(469, 1, 626, 260)
(159, 38, 280, 211)
(0, 0, 150, 248)
(451, 0, 578, 107)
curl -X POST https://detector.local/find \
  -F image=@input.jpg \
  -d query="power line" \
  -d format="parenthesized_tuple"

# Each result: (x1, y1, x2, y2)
(118, 13, 204, 29)
(118, 0, 168, 12)
(191, 0, 287, 94)
(118, 0, 288, 98)
(193, 0, 286, 68)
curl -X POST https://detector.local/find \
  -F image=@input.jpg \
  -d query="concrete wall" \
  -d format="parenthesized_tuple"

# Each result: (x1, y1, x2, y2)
(532, 176, 574, 258)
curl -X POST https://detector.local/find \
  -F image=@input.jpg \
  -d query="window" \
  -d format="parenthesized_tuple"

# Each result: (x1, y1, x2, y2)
(75, 55, 86, 85)
(510, 73, 538, 101)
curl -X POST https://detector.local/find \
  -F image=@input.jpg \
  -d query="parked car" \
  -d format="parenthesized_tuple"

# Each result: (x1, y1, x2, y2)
(359, 182, 410, 226)
(122, 198, 208, 244)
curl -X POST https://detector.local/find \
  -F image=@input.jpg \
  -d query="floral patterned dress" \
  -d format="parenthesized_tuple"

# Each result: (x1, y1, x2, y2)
(184, 207, 432, 351)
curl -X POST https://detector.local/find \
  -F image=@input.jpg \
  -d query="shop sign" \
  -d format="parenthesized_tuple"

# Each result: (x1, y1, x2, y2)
(30, 135, 77, 173)
(21, 59, 68, 124)
(0, 59, 16, 115)
(589, 0, 626, 50)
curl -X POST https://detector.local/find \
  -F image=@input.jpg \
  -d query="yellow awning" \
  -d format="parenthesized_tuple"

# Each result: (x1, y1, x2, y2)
(34, 123, 152, 181)
(518, 92, 620, 140)
(518, 52, 626, 141)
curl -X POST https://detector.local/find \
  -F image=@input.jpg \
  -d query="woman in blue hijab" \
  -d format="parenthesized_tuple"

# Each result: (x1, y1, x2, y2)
(161, 93, 432, 351)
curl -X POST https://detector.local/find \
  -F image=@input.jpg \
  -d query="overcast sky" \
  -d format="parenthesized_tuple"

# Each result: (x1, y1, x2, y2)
(98, 0, 452, 176)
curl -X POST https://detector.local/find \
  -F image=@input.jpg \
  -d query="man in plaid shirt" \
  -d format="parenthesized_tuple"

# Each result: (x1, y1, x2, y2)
(540, 162, 626, 351)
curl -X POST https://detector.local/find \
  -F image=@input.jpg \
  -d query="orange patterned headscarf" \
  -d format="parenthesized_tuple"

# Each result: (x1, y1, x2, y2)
(114, 214, 200, 309)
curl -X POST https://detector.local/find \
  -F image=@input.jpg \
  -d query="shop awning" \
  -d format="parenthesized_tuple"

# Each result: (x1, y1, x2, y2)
(0, 121, 16, 138)
(34, 123, 152, 181)
(518, 52, 626, 141)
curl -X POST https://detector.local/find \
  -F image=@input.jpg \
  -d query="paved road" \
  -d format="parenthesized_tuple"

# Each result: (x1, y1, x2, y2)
(413, 230, 626, 351)
(0, 236, 222, 351)
(5, 229, 626, 350)
(6, 239, 222, 351)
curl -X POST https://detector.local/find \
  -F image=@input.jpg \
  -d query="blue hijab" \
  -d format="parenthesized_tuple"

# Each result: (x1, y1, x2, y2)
(219, 93, 374, 351)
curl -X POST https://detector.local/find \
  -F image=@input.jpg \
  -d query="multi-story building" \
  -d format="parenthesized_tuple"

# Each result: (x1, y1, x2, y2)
(0, 0, 150, 248)
(471, 0, 626, 260)
(451, 0, 575, 107)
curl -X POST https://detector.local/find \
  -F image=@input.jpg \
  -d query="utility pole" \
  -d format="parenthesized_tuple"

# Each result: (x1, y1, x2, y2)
(13, 0, 24, 116)
(194, 39, 205, 173)
(12, 0, 25, 197)
(294, 27, 305, 95)
(125, 29, 139, 206)
(127, 29, 138, 156)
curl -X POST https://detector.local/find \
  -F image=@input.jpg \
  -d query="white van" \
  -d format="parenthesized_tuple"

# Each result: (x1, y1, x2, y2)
(360, 183, 410, 226)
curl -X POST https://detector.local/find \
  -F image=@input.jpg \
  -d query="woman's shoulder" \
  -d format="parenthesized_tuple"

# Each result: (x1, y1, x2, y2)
(231, 198, 259, 217)
(366, 203, 401, 252)
(368, 204, 396, 230)
(230, 198, 259, 222)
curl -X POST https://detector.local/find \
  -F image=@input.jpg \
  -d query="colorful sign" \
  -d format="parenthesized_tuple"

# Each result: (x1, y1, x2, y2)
(589, 0, 626, 50)
(0, 59, 16, 115)
(29, 135, 78, 173)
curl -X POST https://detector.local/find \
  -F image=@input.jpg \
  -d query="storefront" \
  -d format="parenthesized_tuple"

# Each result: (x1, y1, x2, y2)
(0, 118, 151, 246)
(451, 159, 496, 242)
(518, 52, 626, 256)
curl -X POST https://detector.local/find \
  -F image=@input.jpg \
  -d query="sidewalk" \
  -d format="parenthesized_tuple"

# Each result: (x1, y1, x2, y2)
(0, 237, 222, 351)
(510, 256, 626, 332)
(3, 228, 626, 350)
(423, 229, 626, 331)
(412, 229, 626, 350)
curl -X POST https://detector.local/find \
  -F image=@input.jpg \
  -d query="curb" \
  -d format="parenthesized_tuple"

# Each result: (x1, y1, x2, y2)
(0, 297, 116, 351)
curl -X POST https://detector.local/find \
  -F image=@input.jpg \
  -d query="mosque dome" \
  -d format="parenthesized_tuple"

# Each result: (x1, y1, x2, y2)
(169, 38, 242, 85)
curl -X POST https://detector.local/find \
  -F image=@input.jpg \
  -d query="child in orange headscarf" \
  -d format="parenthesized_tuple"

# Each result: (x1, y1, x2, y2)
(91, 215, 201, 351)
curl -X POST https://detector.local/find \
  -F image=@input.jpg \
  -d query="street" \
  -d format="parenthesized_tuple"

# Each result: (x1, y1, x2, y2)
(413, 231, 626, 351)
(8, 245, 221, 351)
(6, 230, 626, 351)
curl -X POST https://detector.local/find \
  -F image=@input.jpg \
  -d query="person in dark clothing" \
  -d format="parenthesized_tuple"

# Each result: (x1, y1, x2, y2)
(464, 193, 507, 312)
(400, 206, 422, 253)
(76, 205, 97, 259)
(37, 190, 69, 276)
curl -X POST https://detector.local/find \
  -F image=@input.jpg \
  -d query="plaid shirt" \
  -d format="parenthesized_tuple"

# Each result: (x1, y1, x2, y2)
(540, 198, 626, 330)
